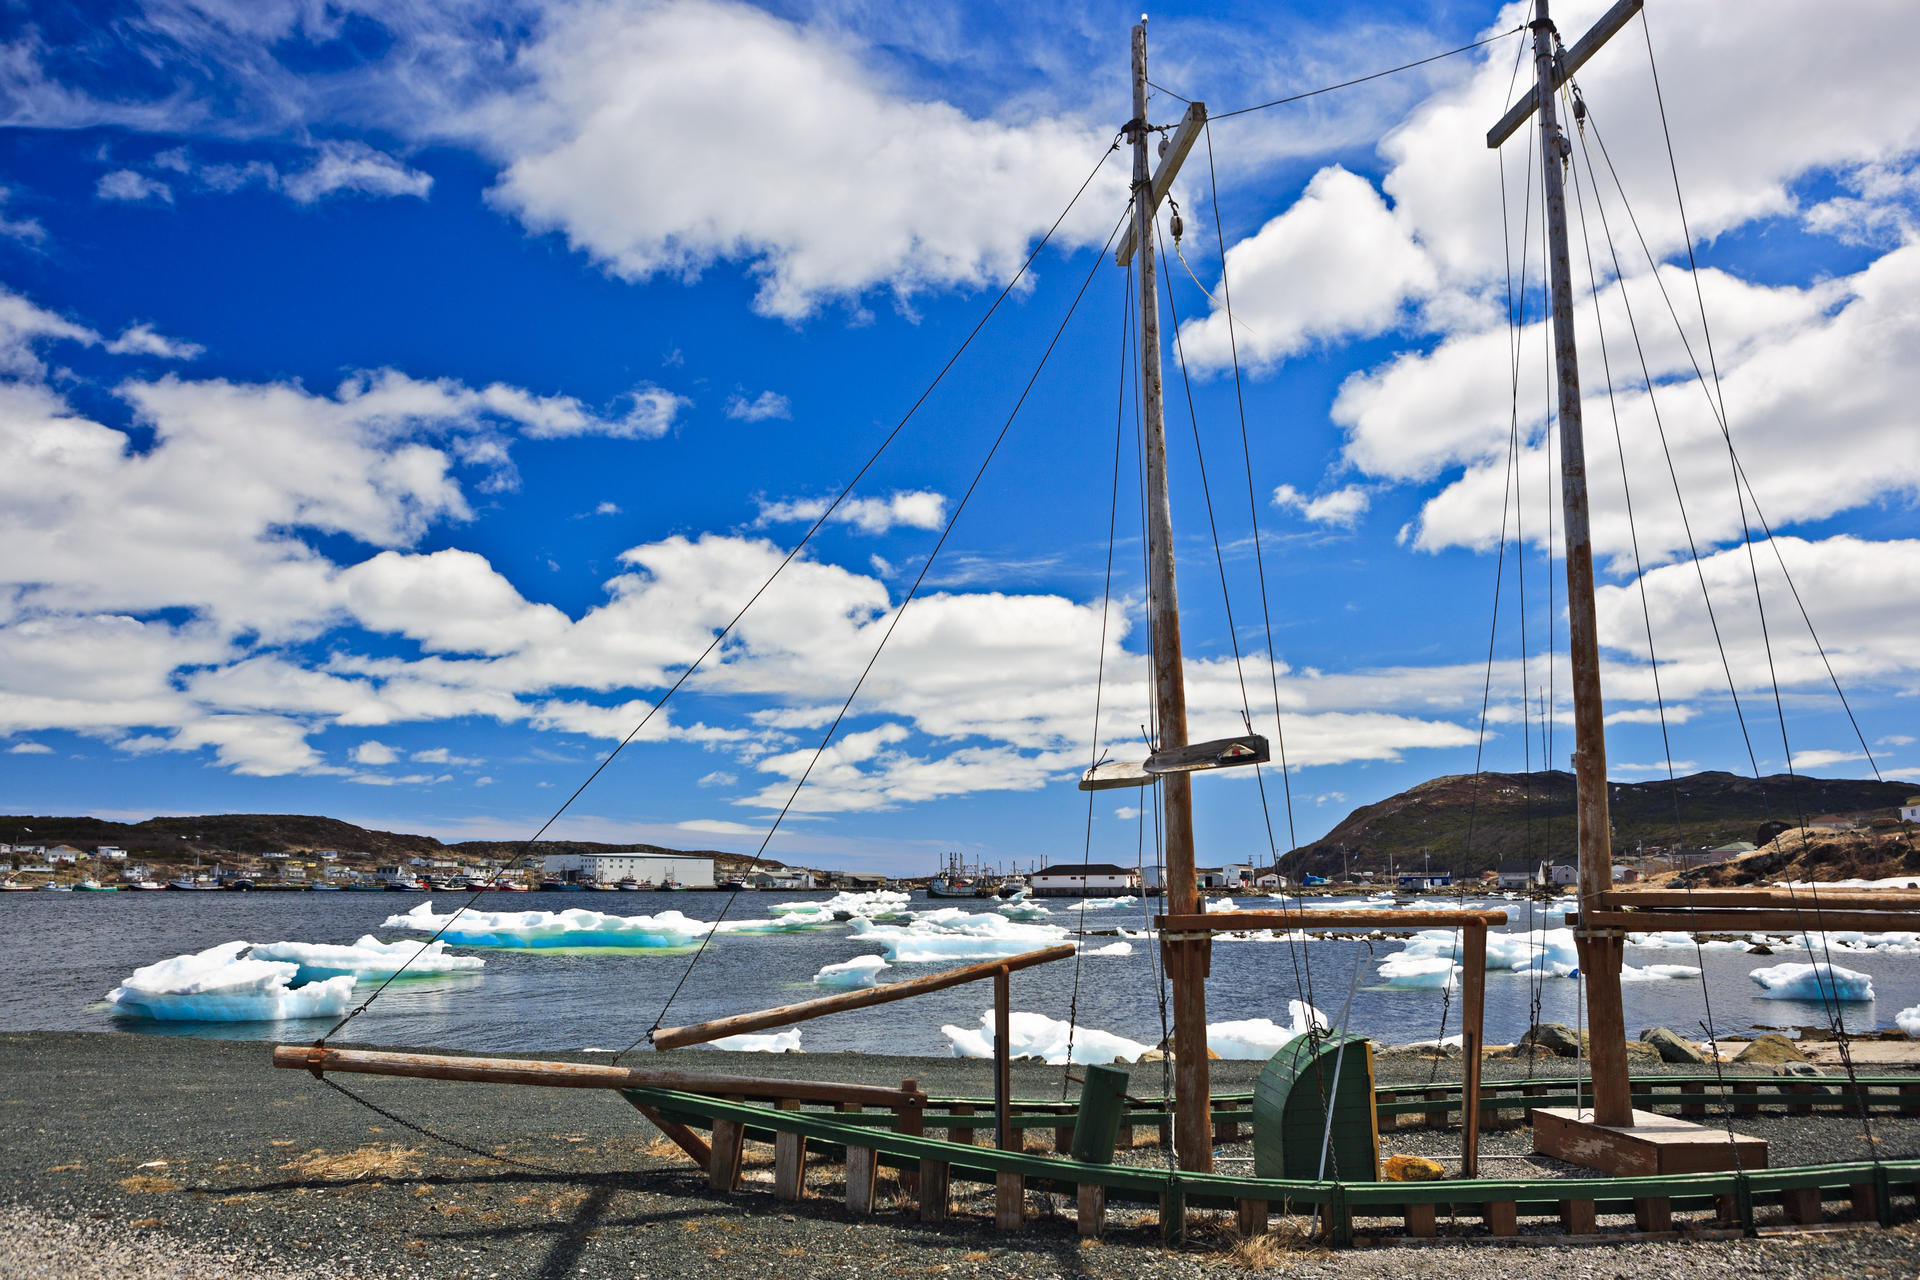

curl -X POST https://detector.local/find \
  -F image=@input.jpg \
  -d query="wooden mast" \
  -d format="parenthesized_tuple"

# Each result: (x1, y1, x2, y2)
(1128, 19, 1212, 1175)
(1519, 0, 1632, 1128)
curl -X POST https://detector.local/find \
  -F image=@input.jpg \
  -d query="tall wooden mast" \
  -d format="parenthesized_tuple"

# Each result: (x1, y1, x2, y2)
(1125, 19, 1213, 1174)
(1489, 0, 1644, 1131)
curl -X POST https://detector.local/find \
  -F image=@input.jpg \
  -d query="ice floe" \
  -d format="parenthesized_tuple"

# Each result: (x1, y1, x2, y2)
(1081, 941, 1133, 956)
(384, 900, 714, 949)
(768, 890, 911, 923)
(1387, 926, 1580, 977)
(941, 1011, 1153, 1065)
(1627, 931, 1753, 952)
(1619, 963, 1701, 982)
(1205, 1004, 1326, 1059)
(1898, 1005, 1920, 1037)
(708, 1030, 802, 1052)
(996, 898, 1053, 922)
(251, 935, 485, 983)
(1378, 953, 1459, 989)
(849, 911, 1069, 963)
(1749, 961, 1875, 1002)
(812, 955, 891, 988)
(107, 941, 355, 1022)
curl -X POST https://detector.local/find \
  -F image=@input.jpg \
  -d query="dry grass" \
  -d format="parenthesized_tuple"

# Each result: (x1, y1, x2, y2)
(117, 1176, 181, 1194)
(47, 1164, 83, 1172)
(280, 1144, 423, 1182)
(640, 1135, 689, 1161)
(128, 1218, 164, 1229)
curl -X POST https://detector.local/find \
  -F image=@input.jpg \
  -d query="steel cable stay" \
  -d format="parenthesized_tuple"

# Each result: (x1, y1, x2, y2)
(1563, 110, 1741, 1157)
(623, 203, 1136, 1058)
(313, 139, 1124, 1041)
(1200, 121, 1319, 1022)
(1577, 101, 1882, 781)
(1566, 77, 1876, 1153)
(1156, 213, 1320, 1036)
(1062, 260, 1136, 1092)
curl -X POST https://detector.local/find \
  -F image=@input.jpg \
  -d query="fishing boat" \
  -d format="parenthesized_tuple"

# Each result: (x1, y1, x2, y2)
(130, 880, 167, 891)
(272, 4, 1920, 1247)
(927, 852, 988, 899)
(75, 878, 119, 891)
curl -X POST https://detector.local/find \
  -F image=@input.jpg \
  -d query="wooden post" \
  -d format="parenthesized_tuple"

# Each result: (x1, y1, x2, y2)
(1529, 0, 1632, 1129)
(996, 1171, 1024, 1229)
(845, 1145, 877, 1216)
(773, 1098, 806, 1201)
(896, 1078, 922, 1196)
(1077, 1182, 1106, 1238)
(1462, 923, 1486, 1174)
(948, 1102, 976, 1146)
(994, 965, 1013, 1150)
(1129, 16, 1211, 1179)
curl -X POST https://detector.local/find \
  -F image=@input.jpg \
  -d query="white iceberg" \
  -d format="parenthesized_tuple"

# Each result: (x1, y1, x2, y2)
(107, 941, 355, 1022)
(1619, 963, 1702, 982)
(1898, 1005, 1920, 1037)
(1387, 926, 1579, 977)
(768, 889, 910, 921)
(1378, 953, 1458, 989)
(1627, 931, 1752, 952)
(1206, 1003, 1328, 1059)
(384, 900, 714, 949)
(848, 912, 1069, 963)
(1750, 961, 1875, 1002)
(996, 898, 1052, 922)
(1065, 896, 1137, 912)
(707, 1030, 802, 1052)
(941, 1011, 1152, 1065)
(1081, 941, 1133, 956)
(251, 935, 484, 983)
(812, 955, 891, 988)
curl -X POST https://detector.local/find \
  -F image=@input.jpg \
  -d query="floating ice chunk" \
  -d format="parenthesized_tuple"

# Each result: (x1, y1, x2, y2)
(1205, 1003, 1325, 1059)
(707, 1030, 801, 1052)
(1065, 896, 1138, 911)
(1378, 954, 1458, 989)
(1081, 941, 1133, 956)
(715, 916, 830, 934)
(769, 890, 911, 920)
(251, 935, 484, 983)
(1628, 931, 1752, 952)
(1620, 963, 1701, 982)
(107, 941, 355, 1022)
(941, 1011, 1151, 1065)
(1205, 897, 1240, 913)
(996, 899, 1052, 922)
(812, 955, 891, 988)
(849, 912, 1069, 963)
(1898, 1005, 1920, 1037)
(384, 900, 714, 949)
(1751, 961, 1874, 1002)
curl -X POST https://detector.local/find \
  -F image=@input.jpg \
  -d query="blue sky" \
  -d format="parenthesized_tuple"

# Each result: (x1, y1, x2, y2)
(2, 0, 1916, 874)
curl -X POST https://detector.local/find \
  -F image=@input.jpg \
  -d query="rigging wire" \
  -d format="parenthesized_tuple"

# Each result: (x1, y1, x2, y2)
(1563, 91, 1742, 1153)
(315, 139, 1124, 1039)
(623, 204, 1135, 1056)
(1062, 261, 1136, 1091)
(1201, 121, 1316, 1017)
(1208, 27, 1526, 122)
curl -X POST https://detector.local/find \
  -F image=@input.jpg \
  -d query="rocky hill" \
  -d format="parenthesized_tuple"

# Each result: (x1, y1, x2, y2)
(0, 813, 781, 873)
(1287, 770, 1917, 879)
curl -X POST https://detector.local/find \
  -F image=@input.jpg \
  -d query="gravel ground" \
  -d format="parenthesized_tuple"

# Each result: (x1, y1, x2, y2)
(6, 1031, 1920, 1280)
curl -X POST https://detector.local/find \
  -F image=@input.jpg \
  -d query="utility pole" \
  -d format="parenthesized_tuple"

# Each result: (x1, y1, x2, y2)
(1124, 19, 1213, 1175)
(1489, 0, 1644, 1133)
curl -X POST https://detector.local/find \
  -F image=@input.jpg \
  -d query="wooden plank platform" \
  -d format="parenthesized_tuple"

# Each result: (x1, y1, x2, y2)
(1533, 1106, 1767, 1176)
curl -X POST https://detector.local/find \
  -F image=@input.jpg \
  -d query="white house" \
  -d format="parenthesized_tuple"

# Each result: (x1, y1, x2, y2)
(95, 845, 128, 861)
(1029, 862, 1139, 898)
(47, 845, 82, 864)
(749, 869, 816, 890)
(541, 852, 717, 888)
(1496, 860, 1548, 889)
(1253, 872, 1288, 890)
(1196, 864, 1255, 889)
(1901, 798, 1920, 824)
(1549, 862, 1580, 887)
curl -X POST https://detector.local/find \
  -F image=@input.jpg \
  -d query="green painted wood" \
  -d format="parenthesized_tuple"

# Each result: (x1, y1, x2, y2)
(1252, 1032, 1378, 1182)
(1069, 1064, 1130, 1165)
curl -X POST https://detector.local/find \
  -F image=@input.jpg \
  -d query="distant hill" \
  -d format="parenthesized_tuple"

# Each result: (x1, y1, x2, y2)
(1286, 770, 1917, 878)
(0, 813, 782, 872)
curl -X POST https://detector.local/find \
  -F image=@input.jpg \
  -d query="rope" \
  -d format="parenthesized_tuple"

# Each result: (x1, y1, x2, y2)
(1062, 262, 1135, 1092)
(1209, 27, 1526, 121)
(318, 138, 1123, 1038)
(625, 204, 1135, 1056)
(317, 1076, 567, 1175)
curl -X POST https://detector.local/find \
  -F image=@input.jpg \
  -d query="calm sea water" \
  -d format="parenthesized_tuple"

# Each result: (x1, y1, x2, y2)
(0, 889, 1911, 1057)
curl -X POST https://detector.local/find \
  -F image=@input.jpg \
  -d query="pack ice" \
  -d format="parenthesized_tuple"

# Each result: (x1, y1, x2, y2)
(107, 941, 355, 1022)
(812, 955, 891, 988)
(251, 935, 485, 983)
(848, 910, 1069, 962)
(385, 900, 715, 949)
(1749, 961, 1875, 1002)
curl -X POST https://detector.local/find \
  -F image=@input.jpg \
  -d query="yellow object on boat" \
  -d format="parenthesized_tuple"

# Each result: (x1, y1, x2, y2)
(1382, 1153, 1445, 1182)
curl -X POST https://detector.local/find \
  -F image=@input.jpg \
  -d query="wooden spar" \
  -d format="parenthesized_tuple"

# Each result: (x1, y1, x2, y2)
(649, 944, 1075, 1050)
(1521, 0, 1632, 1130)
(1599, 888, 1920, 912)
(1115, 100, 1206, 268)
(994, 965, 1013, 1151)
(270, 1045, 923, 1106)
(1129, 17, 1212, 1180)
(1486, 0, 1644, 148)
(1460, 925, 1487, 1177)
(1575, 908, 1920, 934)
(1158, 909, 1508, 932)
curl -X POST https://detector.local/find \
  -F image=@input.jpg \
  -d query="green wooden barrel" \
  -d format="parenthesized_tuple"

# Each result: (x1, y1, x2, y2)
(1252, 1031, 1379, 1182)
